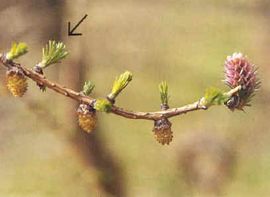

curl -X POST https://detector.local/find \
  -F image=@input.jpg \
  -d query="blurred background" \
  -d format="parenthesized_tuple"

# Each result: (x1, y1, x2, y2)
(0, 0, 269, 196)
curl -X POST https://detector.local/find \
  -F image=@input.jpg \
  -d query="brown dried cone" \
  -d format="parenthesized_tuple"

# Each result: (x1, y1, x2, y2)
(224, 53, 260, 110)
(153, 118, 173, 145)
(6, 67, 28, 97)
(77, 103, 97, 133)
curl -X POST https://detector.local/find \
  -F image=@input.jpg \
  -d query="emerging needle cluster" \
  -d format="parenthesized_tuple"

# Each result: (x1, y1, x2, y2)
(0, 41, 260, 145)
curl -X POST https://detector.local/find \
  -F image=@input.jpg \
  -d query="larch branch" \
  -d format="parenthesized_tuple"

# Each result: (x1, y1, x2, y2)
(0, 54, 237, 121)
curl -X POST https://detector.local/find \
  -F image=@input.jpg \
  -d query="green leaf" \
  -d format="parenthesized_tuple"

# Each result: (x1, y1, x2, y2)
(40, 40, 68, 68)
(203, 87, 228, 106)
(159, 81, 169, 105)
(94, 99, 112, 112)
(83, 81, 95, 96)
(108, 71, 133, 100)
(6, 42, 28, 60)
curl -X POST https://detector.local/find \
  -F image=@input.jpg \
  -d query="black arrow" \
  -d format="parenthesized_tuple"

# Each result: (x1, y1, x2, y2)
(68, 14, 88, 36)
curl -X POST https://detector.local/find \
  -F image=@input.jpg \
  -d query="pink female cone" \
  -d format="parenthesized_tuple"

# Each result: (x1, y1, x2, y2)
(224, 53, 260, 110)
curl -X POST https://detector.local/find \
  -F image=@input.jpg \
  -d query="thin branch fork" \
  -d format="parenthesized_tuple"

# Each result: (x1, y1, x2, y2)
(0, 54, 238, 121)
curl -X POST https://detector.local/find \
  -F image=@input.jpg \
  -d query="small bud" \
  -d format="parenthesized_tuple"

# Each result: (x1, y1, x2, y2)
(33, 65, 46, 91)
(77, 103, 97, 133)
(6, 67, 28, 97)
(153, 118, 173, 145)
(224, 53, 260, 110)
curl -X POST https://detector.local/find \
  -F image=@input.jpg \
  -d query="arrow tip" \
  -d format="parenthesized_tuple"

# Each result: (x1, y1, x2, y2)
(68, 14, 87, 36)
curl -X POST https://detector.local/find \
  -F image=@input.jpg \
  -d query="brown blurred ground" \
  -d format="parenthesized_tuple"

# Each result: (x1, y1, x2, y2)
(0, 0, 270, 196)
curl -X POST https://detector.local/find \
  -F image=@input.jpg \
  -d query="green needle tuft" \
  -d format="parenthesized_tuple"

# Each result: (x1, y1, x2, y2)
(83, 81, 95, 96)
(108, 71, 133, 100)
(6, 42, 28, 60)
(203, 87, 228, 107)
(159, 81, 169, 106)
(40, 40, 68, 68)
